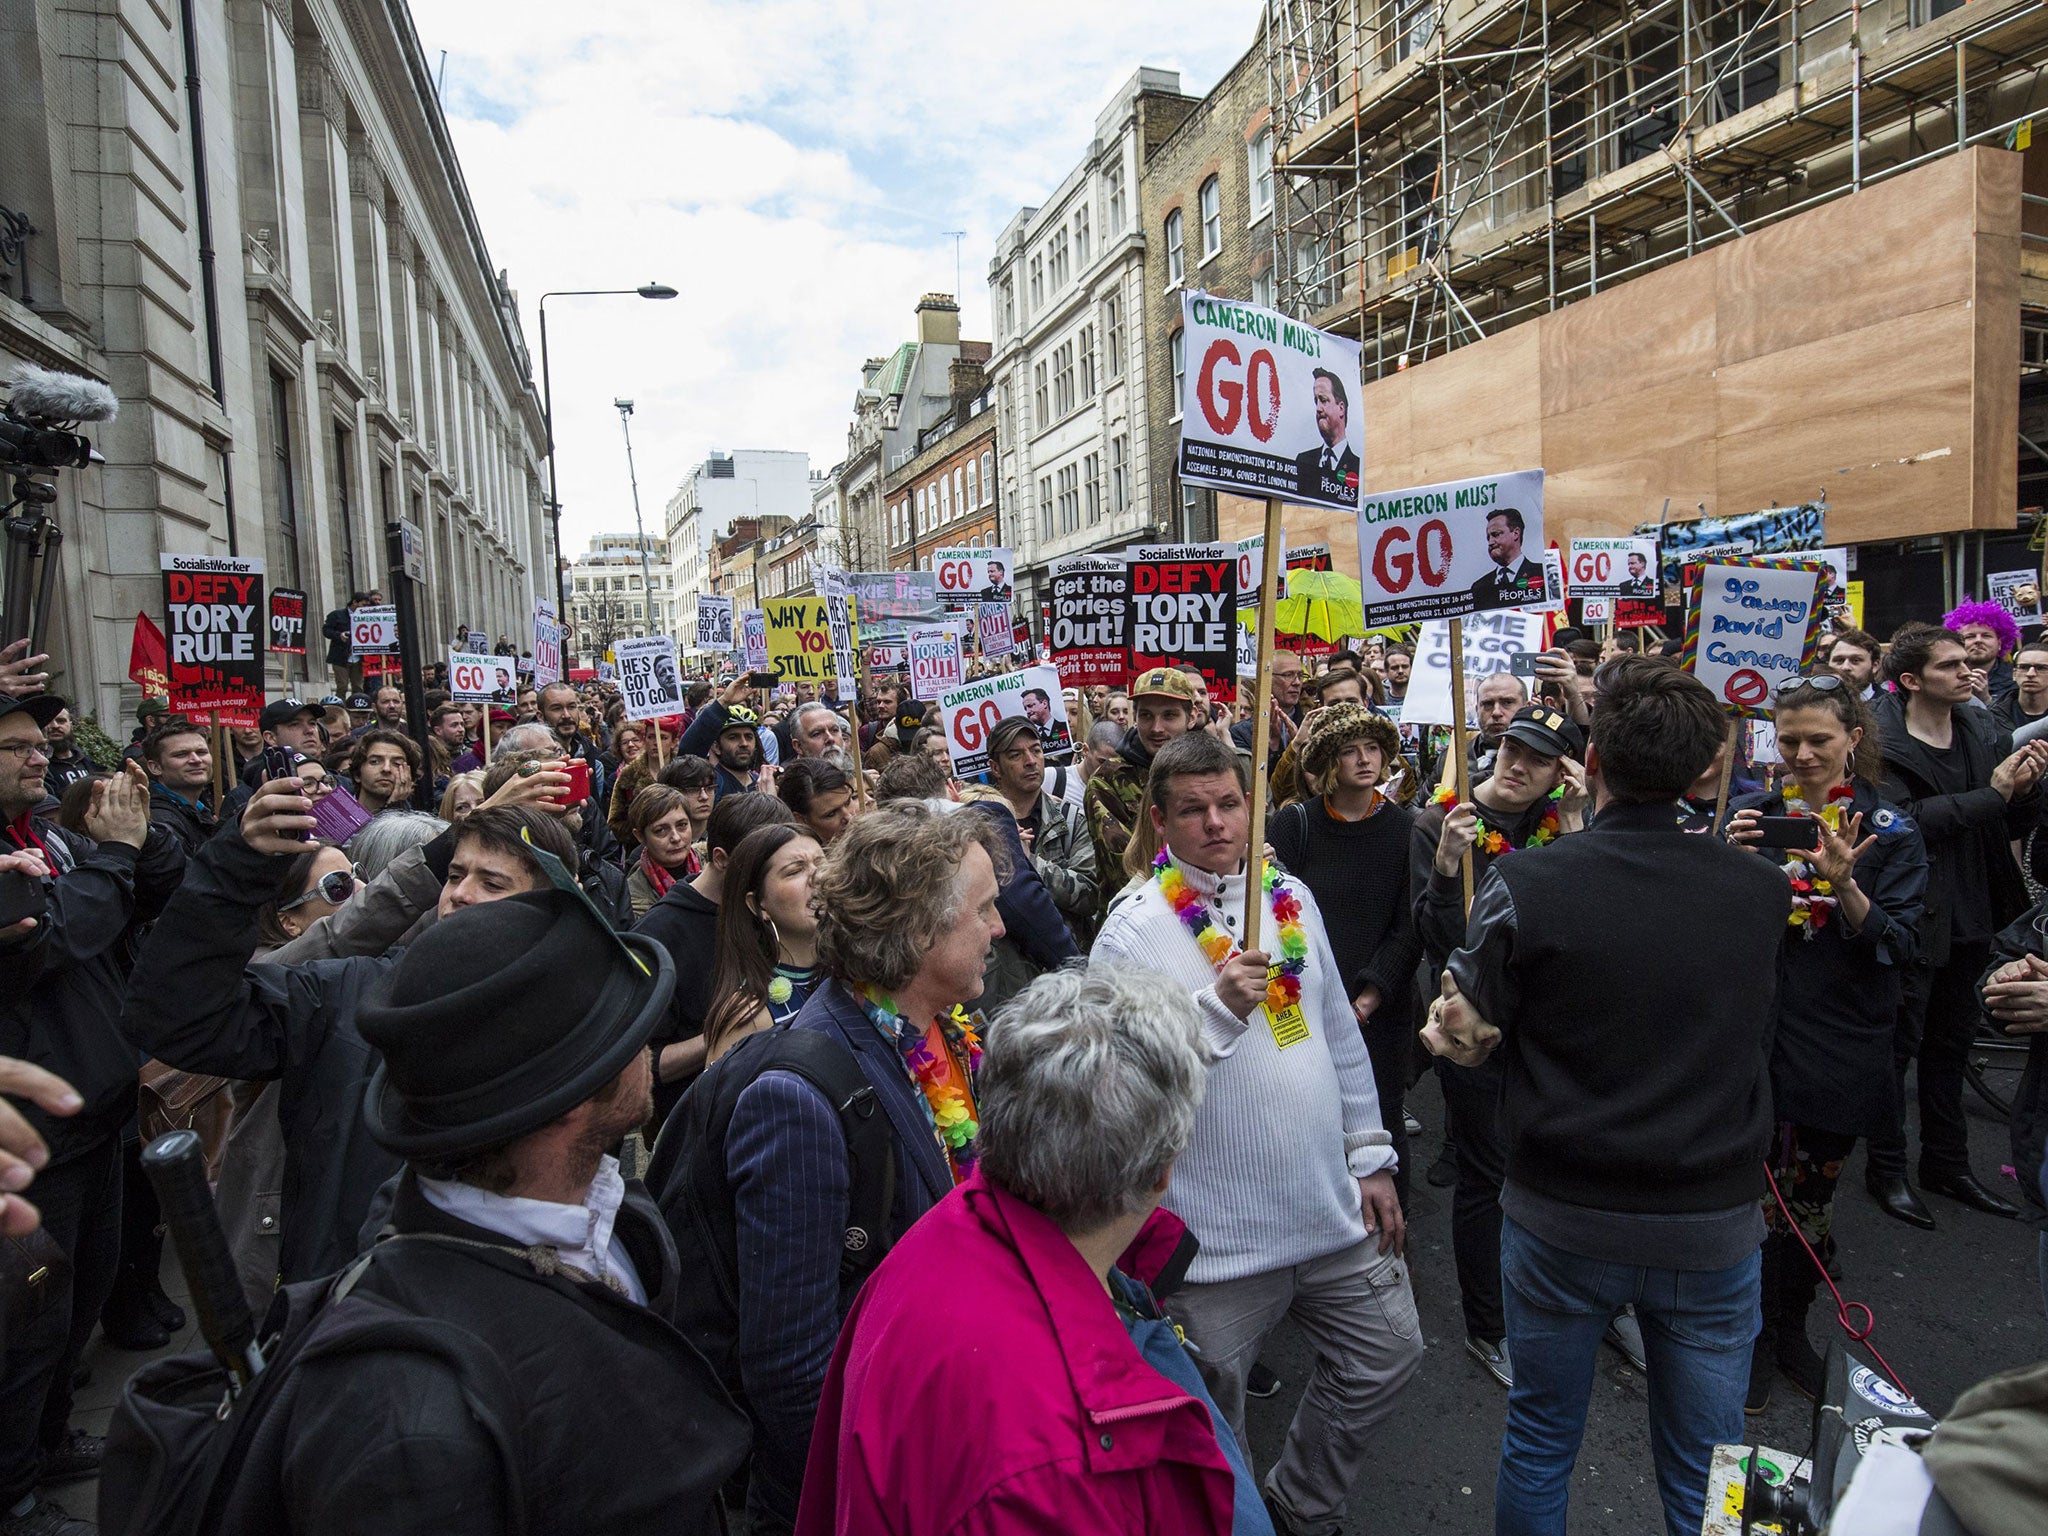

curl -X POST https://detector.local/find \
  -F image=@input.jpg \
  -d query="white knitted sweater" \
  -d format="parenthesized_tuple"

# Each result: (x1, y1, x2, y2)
(1092, 857, 1394, 1284)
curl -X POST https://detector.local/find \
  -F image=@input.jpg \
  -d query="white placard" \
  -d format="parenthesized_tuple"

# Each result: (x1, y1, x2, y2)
(936, 663, 1072, 778)
(1567, 537, 1661, 599)
(695, 594, 735, 651)
(531, 600, 563, 687)
(1176, 292, 1364, 513)
(1355, 468, 1547, 628)
(1686, 562, 1823, 718)
(1989, 569, 2044, 623)
(1401, 610, 1548, 728)
(351, 605, 398, 655)
(932, 546, 1014, 603)
(978, 602, 1015, 658)
(907, 625, 964, 699)
(740, 609, 769, 673)
(447, 650, 515, 702)
(615, 634, 684, 722)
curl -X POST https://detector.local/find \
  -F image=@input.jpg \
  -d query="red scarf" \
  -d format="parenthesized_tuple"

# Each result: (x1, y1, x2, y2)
(639, 846, 698, 899)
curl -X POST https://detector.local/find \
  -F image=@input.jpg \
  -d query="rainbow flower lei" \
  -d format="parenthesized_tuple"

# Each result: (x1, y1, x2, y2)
(1152, 848, 1308, 1015)
(1778, 783, 1853, 937)
(1431, 783, 1564, 857)
(850, 984, 983, 1180)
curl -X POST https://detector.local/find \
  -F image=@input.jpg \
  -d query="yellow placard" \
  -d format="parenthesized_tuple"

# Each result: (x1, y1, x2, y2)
(763, 597, 834, 684)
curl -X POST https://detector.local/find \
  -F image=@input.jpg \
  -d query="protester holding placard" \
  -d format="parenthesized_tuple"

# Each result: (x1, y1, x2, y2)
(678, 678, 768, 801)
(1864, 623, 2047, 1226)
(1724, 678, 1928, 1410)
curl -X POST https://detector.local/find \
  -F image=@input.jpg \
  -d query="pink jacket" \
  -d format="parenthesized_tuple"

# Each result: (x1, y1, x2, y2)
(794, 1170, 1237, 1536)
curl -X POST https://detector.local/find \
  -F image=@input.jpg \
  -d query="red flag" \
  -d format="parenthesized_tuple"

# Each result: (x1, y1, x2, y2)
(128, 611, 169, 696)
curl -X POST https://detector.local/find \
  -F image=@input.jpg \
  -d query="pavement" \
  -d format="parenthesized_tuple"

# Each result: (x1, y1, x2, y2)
(42, 1082, 2048, 1535)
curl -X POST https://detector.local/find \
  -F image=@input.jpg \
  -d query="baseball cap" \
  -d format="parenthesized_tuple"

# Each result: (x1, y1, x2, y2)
(1502, 703, 1584, 761)
(345, 693, 372, 711)
(260, 697, 321, 732)
(1130, 667, 1199, 705)
(136, 696, 170, 720)
(0, 693, 66, 729)
(988, 716, 1040, 757)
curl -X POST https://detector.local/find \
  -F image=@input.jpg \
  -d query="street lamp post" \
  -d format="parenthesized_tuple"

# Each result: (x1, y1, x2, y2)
(537, 282, 677, 659)
(614, 398, 658, 638)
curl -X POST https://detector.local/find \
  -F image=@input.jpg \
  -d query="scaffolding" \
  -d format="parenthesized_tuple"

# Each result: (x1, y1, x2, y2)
(1265, 0, 2048, 380)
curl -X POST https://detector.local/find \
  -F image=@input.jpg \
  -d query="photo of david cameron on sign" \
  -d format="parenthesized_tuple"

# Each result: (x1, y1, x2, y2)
(1293, 368, 1361, 501)
(1468, 506, 1547, 610)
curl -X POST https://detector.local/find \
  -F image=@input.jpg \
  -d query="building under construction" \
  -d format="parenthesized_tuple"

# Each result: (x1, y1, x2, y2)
(1249, 0, 2048, 619)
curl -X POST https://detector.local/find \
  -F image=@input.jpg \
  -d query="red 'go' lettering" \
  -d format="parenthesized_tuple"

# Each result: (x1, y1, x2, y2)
(1371, 518, 1454, 593)
(1197, 340, 1243, 434)
(1197, 340, 1282, 443)
(1245, 349, 1280, 443)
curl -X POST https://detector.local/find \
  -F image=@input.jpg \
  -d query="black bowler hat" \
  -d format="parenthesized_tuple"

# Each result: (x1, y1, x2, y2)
(357, 887, 673, 1160)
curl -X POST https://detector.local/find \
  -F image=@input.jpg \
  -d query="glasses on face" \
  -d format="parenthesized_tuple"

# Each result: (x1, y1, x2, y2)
(299, 773, 334, 798)
(0, 739, 50, 764)
(1775, 673, 1844, 696)
(278, 866, 359, 912)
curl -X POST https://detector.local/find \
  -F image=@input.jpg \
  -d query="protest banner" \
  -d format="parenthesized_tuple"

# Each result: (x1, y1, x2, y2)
(1354, 468, 1547, 628)
(448, 650, 515, 703)
(160, 553, 264, 713)
(350, 604, 398, 655)
(763, 597, 835, 686)
(907, 626, 964, 699)
(977, 602, 1015, 659)
(128, 611, 169, 697)
(935, 663, 1072, 778)
(1175, 292, 1365, 514)
(531, 600, 563, 687)
(1128, 543, 1237, 701)
(1989, 569, 2043, 624)
(616, 635, 684, 723)
(1680, 558, 1825, 718)
(819, 571, 860, 705)
(268, 588, 307, 654)
(849, 570, 943, 640)
(1235, 532, 1285, 606)
(740, 609, 769, 673)
(1401, 609, 1548, 728)
(695, 594, 735, 651)
(1236, 621, 1260, 679)
(1048, 553, 1129, 689)
(933, 546, 1014, 603)
(1536, 549, 1566, 613)
(1646, 501, 1826, 593)
(1567, 538, 1660, 600)
(864, 640, 908, 674)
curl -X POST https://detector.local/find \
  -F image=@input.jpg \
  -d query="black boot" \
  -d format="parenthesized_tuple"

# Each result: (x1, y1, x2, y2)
(1773, 1251, 1828, 1403)
(1746, 1238, 1778, 1416)
(99, 1262, 171, 1351)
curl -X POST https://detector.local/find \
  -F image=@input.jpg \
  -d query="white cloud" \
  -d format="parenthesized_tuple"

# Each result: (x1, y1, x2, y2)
(409, 0, 1258, 556)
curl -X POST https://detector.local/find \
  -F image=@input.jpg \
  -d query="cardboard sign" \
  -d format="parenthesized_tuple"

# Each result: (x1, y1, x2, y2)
(351, 605, 398, 656)
(1176, 291, 1365, 513)
(268, 588, 307, 654)
(933, 546, 1014, 604)
(907, 626, 964, 699)
(977, 602, 1015, 659)
(764, 597, 835, 686)
(1128, 543, 1237, 702)
(531, 600, 563, 687)
(1355, 468, 1547, 628)
(160, 553, 265, 713)
(616, 635, 684, 722)
(1747, 720, 1782, 765)
(1989, 569, 2043, 624)
(695, 594, 735, 651)
(740, 609, 769, 673)
(1567, 538, 1660, 600)
(1401, 610, 1547, 728)
(1049, 554, 1129, 689)
(448, 650, 516, 702)
(936, 663, 1072, 778)
(1681, 559, 1825, 718)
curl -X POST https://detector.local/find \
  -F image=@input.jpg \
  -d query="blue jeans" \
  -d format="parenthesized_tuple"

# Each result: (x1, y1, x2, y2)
(1495, 1215, 1760, 1536)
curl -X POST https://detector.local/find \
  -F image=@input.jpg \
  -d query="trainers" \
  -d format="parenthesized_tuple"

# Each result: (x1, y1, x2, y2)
(37, 1430, 102, 1487)
(1244, 1361, 1283, 1399)
(0, 1497, 95, 1536)
(1604, 1310, 1648, 1372)
(1402, 1109, 1423, 1138)
(1465, 1335, 1512, 1389)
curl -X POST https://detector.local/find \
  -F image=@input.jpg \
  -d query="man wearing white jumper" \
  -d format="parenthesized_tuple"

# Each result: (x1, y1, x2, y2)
(1093, 730, 1423, 1536)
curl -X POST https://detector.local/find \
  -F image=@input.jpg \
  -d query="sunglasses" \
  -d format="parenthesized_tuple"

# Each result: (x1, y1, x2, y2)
(278, 866, 359, 912)
(1774, 673, 1844, 696)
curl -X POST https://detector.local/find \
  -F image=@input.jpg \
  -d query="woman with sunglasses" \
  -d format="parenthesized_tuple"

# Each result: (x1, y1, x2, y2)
(255, 844, 361, 948)
(700, 824, 824, 1064)
(1725, 675, 1927, 1413)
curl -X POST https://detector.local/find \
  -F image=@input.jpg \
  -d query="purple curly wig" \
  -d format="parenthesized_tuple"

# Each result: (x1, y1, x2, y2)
(1943, 599, 2020, 654)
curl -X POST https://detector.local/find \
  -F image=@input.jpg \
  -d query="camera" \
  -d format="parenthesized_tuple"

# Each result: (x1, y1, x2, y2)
(3, 365, 117, 655)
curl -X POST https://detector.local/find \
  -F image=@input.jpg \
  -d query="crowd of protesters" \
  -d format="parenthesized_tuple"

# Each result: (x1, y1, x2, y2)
(0, 583, 2045, 1536)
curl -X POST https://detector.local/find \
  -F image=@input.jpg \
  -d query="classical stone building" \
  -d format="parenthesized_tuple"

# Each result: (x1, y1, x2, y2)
(1, 0, 548, 721)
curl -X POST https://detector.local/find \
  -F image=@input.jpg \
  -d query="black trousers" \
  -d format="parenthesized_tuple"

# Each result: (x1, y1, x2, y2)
(1361, 1014, 1412, 1205)
(1868, 938, 1993, 1182)
(0, 1134, 122, 1506)
(1438, 1052, 1508, 1343)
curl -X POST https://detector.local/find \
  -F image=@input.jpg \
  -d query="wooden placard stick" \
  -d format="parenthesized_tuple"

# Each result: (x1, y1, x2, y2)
(1449, 625, 1475, 913)
(1244, 496, 1285, 950)
(1711, 713, 1740, 834)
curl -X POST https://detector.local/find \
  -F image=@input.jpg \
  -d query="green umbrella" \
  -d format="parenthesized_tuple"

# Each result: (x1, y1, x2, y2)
(1247, 568, 1366, 643)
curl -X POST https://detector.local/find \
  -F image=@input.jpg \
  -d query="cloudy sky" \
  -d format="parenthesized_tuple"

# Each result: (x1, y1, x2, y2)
(409, 0, 1261, 556)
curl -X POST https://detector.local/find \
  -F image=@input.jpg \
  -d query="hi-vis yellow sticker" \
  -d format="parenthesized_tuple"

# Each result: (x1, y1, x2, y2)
(1264, 1001, 1310, 1049)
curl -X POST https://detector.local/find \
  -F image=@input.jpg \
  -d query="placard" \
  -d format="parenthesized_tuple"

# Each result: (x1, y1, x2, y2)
(1988, 569, 2044, 624)
(448, 650, 516, 703)
(907, 626, 964, 699)
(616, 635, 684, 722)
(268, 587, 307, 654)
(695, 593, 735, 651)
(819, 570, 860, 705)
(1355, 468, 1546, 628)
(1049, 553, 1129, 689)
(1401, 610, 1547, 728)
(1128, 543, 1237, 702)
(531, 600, 563, 687)
(1567, 538, 1660, 600)
(1746, 720, 1782, 765)
(1647, 502, 1825, 594)
(159, 553, 265, 713)
(1581, 596, 1613, 623)
(1681, 559, 1825, 718)
(763, 597, 835, 685)
(864, 640, 908, 674)
(1176, 292, 1364, 513)
(1234, 532, 1289, 606)
(932, 546, 1014, 603)
(978, 602, 1015, 659)
(351, 605, 399, 655)
(740, 609, 769, 673)
(936, 663, 1072, 778)
(849, 570, 944, 640)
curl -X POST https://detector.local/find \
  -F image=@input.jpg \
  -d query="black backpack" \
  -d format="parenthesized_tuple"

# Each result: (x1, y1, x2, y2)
(99, 1238, 528, 1536)
(646, 1026, 896, 1389)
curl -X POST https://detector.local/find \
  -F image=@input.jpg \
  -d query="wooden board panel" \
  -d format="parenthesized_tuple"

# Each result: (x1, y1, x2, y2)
(1542, 256, 1715, 417)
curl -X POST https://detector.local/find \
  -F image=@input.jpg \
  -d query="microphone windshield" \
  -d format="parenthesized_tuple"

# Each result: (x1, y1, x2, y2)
(6, 365, 119, 426)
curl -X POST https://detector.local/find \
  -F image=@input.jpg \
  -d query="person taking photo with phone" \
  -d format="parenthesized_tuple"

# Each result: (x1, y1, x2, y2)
(1725, 676, 1927, 1412)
